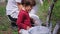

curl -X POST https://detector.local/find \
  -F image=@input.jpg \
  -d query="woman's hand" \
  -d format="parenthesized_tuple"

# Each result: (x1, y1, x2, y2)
(17, 3, 24, 11)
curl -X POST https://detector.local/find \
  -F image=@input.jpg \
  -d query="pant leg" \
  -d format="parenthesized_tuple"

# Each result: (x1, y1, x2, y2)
(29, 14, 42, 26)
(29, 5, 42, 26)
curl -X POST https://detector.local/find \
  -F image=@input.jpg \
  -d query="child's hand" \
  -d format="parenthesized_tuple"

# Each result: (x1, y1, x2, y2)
(27, 26, 30, 30)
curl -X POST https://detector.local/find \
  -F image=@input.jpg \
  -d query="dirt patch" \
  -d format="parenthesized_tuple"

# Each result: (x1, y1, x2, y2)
(0, 2, 6, 6)
(0, 27, 13, 34)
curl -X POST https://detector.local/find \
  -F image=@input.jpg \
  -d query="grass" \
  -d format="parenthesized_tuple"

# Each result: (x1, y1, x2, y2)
(38, 0, 60, 26)
(0, 3, 18, 34)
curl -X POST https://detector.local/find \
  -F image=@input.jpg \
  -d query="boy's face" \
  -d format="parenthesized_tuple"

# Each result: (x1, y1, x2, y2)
(25, 5, 33, 12)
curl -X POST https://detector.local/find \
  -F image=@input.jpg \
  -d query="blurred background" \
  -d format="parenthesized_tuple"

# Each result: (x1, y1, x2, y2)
(0, 0, 60, 34)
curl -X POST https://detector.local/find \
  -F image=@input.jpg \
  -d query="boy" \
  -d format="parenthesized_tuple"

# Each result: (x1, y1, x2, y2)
(16, 0, 36, 34)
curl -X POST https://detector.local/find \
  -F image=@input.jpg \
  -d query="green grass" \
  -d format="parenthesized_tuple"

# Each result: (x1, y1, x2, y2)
(0, 4, 18, 34)
(38, 0, 60, 25)
(0, 6, 6, 16)
(52, 0, 60, 20)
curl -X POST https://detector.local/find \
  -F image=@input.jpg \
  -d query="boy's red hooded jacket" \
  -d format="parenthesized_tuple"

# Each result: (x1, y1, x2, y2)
(16, 10, 31, 31)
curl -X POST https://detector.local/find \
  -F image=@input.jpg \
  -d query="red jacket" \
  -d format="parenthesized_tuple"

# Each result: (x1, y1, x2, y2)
(16, 10, 31, 31)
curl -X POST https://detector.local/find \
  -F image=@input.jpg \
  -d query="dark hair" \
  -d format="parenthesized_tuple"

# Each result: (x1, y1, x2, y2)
(21, 0, 36, 6)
